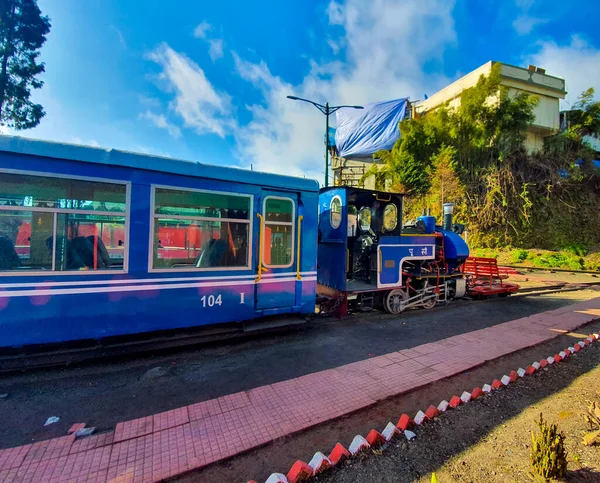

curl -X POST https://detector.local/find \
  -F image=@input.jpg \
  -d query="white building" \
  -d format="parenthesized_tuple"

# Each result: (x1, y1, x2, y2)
(415, 61, 567, 152)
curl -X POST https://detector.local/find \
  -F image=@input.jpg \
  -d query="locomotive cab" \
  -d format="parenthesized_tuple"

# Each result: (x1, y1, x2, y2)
(318, 187, 402, 291)
(317, 187, 469, 315)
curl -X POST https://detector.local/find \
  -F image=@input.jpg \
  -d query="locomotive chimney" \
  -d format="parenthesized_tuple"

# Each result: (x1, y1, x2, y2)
(443, 202, 455, 231)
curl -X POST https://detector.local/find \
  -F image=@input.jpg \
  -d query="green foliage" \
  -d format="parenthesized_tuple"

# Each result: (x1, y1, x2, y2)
(530, 413, 567, 481)
(528, 252, 584, 271)
(511, 249, 529, 263)
(0, 0, 51, 130)
(563, 243, 588, 257)
(567, 88, 600, 137)
(473, 247, 499, 259)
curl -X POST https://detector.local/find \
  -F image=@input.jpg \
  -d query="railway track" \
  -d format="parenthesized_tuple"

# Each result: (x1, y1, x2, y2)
(502, 265, 600, 276)
(1, 283, 598, 375)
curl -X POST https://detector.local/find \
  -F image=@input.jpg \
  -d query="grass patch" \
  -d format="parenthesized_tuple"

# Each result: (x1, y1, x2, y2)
(477, 248, 600, 271)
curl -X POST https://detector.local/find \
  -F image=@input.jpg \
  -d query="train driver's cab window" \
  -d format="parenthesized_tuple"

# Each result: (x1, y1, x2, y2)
(330, 195, 342, 229)
(152, 188, 250, 270)
(263, 197, 294, 267)
(383, 203, 398, 232)
(347, 205, 357, 237)
(0, 172, 127, 272)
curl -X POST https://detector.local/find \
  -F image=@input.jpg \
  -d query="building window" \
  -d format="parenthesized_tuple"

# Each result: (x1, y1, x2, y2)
(0, 172, 127, 272)
(152, 187, 251, 270)
(263, 197, 294, 268)
(330, 195, 342, 229)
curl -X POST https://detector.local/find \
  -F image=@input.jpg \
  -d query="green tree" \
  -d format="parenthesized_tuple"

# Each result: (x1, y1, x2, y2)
(0, 0, 50, 130)
(569, 88, 600, 138)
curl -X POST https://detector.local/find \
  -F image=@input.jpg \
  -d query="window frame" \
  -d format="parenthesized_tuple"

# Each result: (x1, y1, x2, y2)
(330, 195, 342, 230)
(262, 195, 295, 269)
(0, 168, 130, 276)
(149, 184, 254, 272)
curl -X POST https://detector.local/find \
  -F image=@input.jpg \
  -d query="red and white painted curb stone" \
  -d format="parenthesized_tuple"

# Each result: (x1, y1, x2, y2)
(249, 334, 597, 483)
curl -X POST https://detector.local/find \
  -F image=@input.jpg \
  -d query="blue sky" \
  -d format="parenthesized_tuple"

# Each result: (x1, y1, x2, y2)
(14, 0, 600, 182)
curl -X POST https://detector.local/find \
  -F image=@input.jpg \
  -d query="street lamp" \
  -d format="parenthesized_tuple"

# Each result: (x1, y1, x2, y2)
(287, 95, 363, 187)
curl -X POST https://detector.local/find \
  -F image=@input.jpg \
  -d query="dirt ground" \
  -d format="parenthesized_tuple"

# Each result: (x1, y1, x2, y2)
(313, 326, 600, 483)
(416, 365, 600, 482)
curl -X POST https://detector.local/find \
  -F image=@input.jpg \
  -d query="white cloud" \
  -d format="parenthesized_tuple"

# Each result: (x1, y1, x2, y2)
(231, 0, 457, 181)
(513, 15, 547, 36)
(511, 0, 547, 36)
(140, 110, 182, 138)
(208, 39, 224, 61)
(529, 35, 600, 104)
(193, 21, 211, 39)
(194, 22, 225, 62)
(147, 43, 235, 138)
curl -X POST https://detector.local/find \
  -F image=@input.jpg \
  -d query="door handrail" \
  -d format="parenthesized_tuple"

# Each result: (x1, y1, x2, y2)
(255, 213, 269, 282)
(296, 215, 304, 280)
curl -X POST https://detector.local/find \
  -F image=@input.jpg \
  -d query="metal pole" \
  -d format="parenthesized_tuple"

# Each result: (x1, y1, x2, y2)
(325, 102, 329, 187)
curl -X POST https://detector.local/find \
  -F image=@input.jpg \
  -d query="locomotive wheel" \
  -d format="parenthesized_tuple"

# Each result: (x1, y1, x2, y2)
(384, 289, 408, 315)
(421, 295, 437, 310)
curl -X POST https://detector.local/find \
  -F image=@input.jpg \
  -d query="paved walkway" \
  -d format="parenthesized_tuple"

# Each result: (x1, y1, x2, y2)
(1, 297, 599, 482)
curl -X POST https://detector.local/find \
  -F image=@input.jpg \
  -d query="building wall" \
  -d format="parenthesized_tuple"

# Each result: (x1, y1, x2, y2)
(417, 61, 493, 114)
(505, 86, 561, 131)
(525, 131, 545, 152)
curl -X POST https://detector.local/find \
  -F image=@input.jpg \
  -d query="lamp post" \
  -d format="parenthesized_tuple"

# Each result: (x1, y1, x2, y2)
(287, 96, 363, 187)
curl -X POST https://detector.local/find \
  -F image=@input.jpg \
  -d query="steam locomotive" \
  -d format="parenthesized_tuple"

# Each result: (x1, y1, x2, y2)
(317, 187, 469, 316)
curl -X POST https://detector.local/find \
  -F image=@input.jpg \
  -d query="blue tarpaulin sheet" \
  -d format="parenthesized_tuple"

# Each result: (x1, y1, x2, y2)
(335, 98, 408, 158)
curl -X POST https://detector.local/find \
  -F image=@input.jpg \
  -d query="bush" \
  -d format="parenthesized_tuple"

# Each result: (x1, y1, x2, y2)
(511, 249, 529, 263)
(530, 413, 567, 480)
(564, 243, 588, 257)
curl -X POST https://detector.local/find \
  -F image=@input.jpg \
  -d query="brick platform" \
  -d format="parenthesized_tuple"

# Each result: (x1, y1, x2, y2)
(1, 297, 599, 482)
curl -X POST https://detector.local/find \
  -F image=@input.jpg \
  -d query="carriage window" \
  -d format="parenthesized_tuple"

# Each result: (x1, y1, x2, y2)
(53, 214, 126, 271)
(263, 197, 294, 267)
(330, 196, 342, 229)
(0, 173, 127, 272)
(152, 188, 251, 270)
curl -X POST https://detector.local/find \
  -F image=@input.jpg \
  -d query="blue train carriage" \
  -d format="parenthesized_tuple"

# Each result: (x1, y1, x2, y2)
(0, 136, 319, 349)
(317, 186, 470, 316)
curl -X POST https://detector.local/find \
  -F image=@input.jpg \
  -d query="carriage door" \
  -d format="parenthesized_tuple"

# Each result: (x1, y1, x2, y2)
(256, 192, 298, 310)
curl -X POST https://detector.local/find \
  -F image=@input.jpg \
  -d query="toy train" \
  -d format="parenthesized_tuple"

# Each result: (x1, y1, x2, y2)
(0, 137, 509, 350)
(317, 187, 469, 316)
